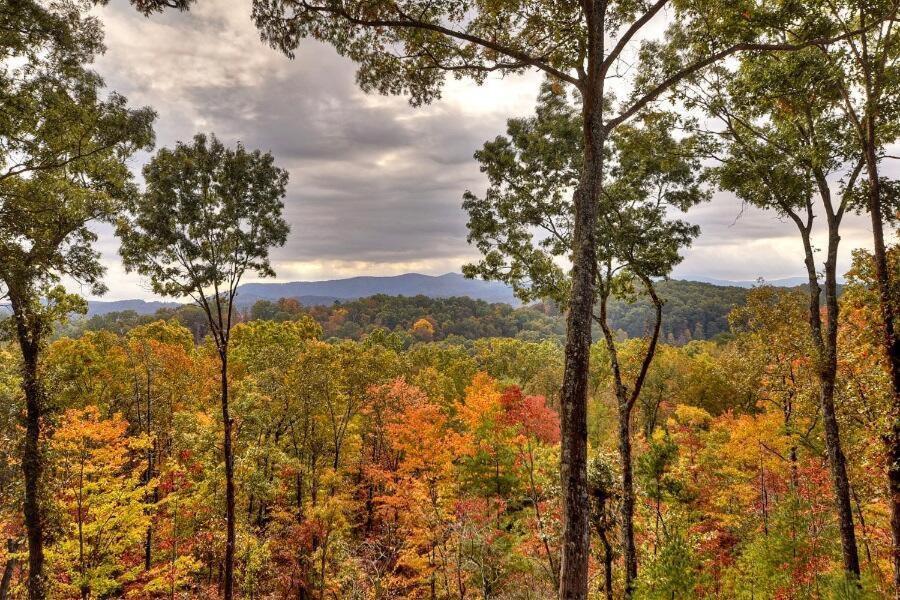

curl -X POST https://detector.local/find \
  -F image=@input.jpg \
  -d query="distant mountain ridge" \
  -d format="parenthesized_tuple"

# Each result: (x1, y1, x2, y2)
(236, 272, 517, 305)
(86, 299, 182, 316)
(683, 275, 839, 288)
(84, 272, 812, 316)
(86, 273, 517, 315)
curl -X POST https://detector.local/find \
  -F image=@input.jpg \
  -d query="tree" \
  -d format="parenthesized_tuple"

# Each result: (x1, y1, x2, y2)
(588, 454, 618, 600)
(808, 3, 900, 590)
(248, 3, 880, 593)
(728, 287, 818, 493)
(464, 84, 707, 594)
(411, 318, 435, 342)
(49, 407, 151, 599)
(0, 6, 155, 596)
(122, 321, 195, 571)
(117, 133, 289, 600)
(695, 46, 867, 579)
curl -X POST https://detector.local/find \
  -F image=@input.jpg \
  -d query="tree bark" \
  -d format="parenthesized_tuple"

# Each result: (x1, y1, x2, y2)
(618, 411, 637, 591)
(599, 278, 662, 597)
(10, 295, 46, 600)
(144, 375, 154, 571)
(597, 283, 638, 593)
(558, 4, 606, 598)
(825, 236, 861, 579)
(559, 114, 603, 600)
(796, 197, 861, 579)
(22, 347, 44, 600)
(600, 531, 613, 600)
(221, 350, 236, 600)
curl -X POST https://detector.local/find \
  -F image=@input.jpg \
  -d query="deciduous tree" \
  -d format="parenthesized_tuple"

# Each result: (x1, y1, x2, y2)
(464, 84, 707, 594)
(0, 5, 154, 592)
(117, 133, 289, 600)
(697, 47, 868, 579)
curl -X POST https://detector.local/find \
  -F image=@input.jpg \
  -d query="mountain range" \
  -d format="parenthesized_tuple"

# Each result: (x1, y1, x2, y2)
(83, 272, 812, 316)
(684, 275, 820, 288)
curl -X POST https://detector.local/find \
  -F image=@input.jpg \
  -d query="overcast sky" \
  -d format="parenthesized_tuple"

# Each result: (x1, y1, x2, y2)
(84, 0, 892, 301)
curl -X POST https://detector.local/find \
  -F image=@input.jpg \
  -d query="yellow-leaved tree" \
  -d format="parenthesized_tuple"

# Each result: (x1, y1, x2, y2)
(48, 407, 151, 599)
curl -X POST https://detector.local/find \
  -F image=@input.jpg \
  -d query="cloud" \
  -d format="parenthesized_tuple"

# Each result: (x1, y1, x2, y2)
(89, 0, 547, 299)
(84, 0, 887, 300)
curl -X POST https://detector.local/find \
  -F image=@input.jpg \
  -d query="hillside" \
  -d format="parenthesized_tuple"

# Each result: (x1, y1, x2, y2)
(235, 272, 518, 305)
(86, 272, 809, 317)
(73, 279, 753, 344)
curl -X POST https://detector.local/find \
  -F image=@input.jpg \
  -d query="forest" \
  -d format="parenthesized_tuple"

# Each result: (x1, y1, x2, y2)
(1, 0, 900, 599)
(72, 278, 751, 346)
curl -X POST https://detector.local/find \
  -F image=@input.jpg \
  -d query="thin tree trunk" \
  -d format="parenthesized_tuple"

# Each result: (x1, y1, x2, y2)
(597, 275, 662, 597)
(852, 485, 875, 569)
(600, 531, 613, 600)
(786, 167, 862, 579)
(0, 539, 18, 600)
(526, 440, 558, 590)
(618, 411, 637, 590)
(22, 351, 44, 600)
(797, 206, 861, 579)
(823, 210, 862, 579)
(821, 374, 860, 577)
(221, 350, 236, 600)
(144, 374, 154, 571)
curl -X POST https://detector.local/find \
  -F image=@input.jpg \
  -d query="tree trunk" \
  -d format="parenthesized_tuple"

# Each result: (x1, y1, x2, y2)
(599, 276, 661, 597)
(22, 351, 44, 600)
(862, 118, 900, 596)
(144, 381, 154, 571)
(221, 350, 236, 600)
(821, 375, 861, 577)
(558, 115, 604, 600)
(618, 411, 637, 593)
(11, 298, 45, 600)
(798, 209, 861, 579)
(1, 539, 18, 600)
(558, 4, 606, 595)
(825, 188, 862, 580)
(600, 531, 613, 600)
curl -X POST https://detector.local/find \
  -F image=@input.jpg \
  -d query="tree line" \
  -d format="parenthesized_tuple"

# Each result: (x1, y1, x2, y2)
(67, 279, 753, 346)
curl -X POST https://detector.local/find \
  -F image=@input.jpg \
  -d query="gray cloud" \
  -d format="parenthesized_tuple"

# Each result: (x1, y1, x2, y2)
(85, 0, 887, 300)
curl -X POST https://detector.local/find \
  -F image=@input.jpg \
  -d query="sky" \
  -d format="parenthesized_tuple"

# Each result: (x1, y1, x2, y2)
(84, 0, 891, 301)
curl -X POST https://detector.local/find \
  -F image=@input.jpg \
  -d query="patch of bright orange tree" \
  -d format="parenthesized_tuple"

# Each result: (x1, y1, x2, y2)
(0, 246, 894, 598)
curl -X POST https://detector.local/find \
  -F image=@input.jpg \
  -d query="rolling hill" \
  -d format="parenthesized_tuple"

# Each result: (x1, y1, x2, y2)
(84, 272, 808, 316)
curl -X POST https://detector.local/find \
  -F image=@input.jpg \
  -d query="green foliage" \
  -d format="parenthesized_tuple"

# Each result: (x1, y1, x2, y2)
(699, 47, 859, 224)
(0, 6, 154, 331)
(724, 494, 838, 599)
(637, 431, 686, 506)
(0, 0, 155, 304)
(65, 279, 759, 346)
(118, 133, 289, 310)
(463, 82, 709, 306)
(252, 0, 583, 107)
(634, 527, 704, 600)
(462, 81, 581, 304)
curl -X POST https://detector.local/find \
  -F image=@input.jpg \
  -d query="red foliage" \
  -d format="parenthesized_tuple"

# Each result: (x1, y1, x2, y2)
(500, 386, 560, 444)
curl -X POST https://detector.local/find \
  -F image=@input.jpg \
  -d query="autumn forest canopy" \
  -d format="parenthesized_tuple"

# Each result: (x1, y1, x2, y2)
(1, 1, 900, 599)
